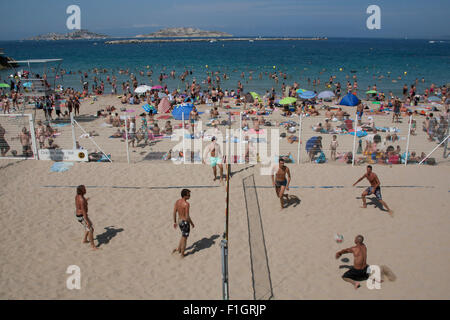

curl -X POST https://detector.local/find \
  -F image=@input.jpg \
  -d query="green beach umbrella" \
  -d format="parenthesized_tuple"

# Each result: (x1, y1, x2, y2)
(0, 83, 10, 88)
(279, 97, 297, 105)
(366, 90, 377, 94)
(372, 101, 381, 104)
(250, 92, 261, 102)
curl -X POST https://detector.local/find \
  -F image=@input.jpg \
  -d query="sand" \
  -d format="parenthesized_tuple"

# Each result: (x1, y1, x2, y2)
(0, 94, 449, 299)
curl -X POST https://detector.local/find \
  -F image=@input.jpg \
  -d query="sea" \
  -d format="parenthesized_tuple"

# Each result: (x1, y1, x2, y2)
(0, 37, 449, 97)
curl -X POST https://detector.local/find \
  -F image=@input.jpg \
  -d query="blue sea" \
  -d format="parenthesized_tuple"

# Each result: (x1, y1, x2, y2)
(1, 38, 449, 96)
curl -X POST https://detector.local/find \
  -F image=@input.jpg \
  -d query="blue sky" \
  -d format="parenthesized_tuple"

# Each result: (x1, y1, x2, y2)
(0, 0, 449, 40)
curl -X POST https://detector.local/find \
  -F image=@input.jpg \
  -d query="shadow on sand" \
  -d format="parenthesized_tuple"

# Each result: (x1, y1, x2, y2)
(184, 234, 220, 257)
(96, 226, 124, 247)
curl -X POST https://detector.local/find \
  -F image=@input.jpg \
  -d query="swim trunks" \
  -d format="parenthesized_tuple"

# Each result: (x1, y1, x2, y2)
(210, 156, 222, 167)
(179, 220, 190, 237)
(342, 265, 369, 281)
(76, 213, 92, 231)
(365, 186, 382, 200)
(275, 179, 287, 187)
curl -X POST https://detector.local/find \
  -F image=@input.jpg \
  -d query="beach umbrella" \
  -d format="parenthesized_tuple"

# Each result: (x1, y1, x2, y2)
(250, 92, 261, 102)
(22, 82, 33, 88)
(428, 96, 441, 102)
(299, 91, 317, 99)
(152, 85, 163, 90)
(279, 97, 297, 105)
(0, 83, 10, 88)
(172, 103, 194, 120)
(142, 103, 157, 114)
(296, 88, 306, 94)
(158, 97, 171, 114)
(339, 93, 360, 106)
(318, 91, 335, 99)
(366, 90, 377, 94)
(135, 85, 152, 94)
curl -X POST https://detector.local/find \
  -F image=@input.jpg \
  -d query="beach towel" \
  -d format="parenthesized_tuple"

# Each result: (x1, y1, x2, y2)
(50, 162, 74, 172)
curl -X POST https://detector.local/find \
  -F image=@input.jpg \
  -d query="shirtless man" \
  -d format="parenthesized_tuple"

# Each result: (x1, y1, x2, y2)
(172, 189, 195, 258)
(19, 127, 32, 157)
(75, 185, 98, 250)
(353, 165, 393, 216)
(0, 124, 10, 156)
(335, 235, 369, 289)
(203, 136, 224, 182)
(272, 158, 291, 209)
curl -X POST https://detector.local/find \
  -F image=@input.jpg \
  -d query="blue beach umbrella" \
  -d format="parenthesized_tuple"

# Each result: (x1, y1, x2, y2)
(428, 96, 441, 102)
(296, 88, 307, 94)
(172, 103, 194, 120)
(23, 82, 33, 88)
(299, 91, 317, 99)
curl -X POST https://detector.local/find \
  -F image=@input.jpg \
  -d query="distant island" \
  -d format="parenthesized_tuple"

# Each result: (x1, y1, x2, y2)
(106, 37, 328, 45)
(26, 29, 108, 41)
(136, 27, 232, 38)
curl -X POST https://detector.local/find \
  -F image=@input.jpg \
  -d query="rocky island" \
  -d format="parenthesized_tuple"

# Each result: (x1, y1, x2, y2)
(26, 29, 108, 41)
(136, 27, 232, 38)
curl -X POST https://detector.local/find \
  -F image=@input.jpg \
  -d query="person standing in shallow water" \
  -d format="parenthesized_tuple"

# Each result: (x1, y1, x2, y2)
(172, 189, 195, 258)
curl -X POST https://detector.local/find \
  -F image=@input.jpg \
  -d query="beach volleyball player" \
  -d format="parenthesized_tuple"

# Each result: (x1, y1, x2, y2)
(172, 189, 195, 258)
(271, 158, 291, 209)
(353, 165, 393, 216)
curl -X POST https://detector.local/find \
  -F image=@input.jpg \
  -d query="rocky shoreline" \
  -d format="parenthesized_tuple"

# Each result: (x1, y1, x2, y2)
(106, 37, 328, 44)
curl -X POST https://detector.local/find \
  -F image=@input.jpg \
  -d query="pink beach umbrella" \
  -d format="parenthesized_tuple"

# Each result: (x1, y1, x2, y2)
(152, 85, 163, 90)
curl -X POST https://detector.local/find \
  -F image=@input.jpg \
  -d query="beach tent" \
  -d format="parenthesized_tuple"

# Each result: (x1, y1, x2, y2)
(172, 103, 194, 120)
(339, 93, 360, 106)
(158, 97, 171, 114)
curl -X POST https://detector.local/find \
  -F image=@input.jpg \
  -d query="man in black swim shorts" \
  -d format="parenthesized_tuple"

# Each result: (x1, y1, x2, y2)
(173, 189, 195, 258)
(336, 235, 369, 289)
(272, 158, 291, 209)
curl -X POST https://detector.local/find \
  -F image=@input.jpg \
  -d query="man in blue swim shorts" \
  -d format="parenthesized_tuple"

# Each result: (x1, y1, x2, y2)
(203, 136, 224, 183)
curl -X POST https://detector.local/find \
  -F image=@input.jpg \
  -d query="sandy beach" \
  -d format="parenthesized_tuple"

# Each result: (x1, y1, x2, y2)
(0, 93, 449, 299)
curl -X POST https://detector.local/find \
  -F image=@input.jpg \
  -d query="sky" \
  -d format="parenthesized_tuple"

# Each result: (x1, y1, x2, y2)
(0, 0, 449, 40)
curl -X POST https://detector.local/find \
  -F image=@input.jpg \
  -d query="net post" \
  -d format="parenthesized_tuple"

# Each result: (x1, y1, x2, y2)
(297, 113, 302, 164)
(405, 115, 412, 166)
(182, 112, 186, 164)
(352, 110, 357, 166)
(220, 239, 229, 300)
(70, 112, 77, 150)
(125, 116, 130, 164)
(28, 114, 39, 160)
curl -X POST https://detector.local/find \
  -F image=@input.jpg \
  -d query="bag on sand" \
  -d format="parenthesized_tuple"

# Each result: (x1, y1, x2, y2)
(426, 158, 436, 165)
